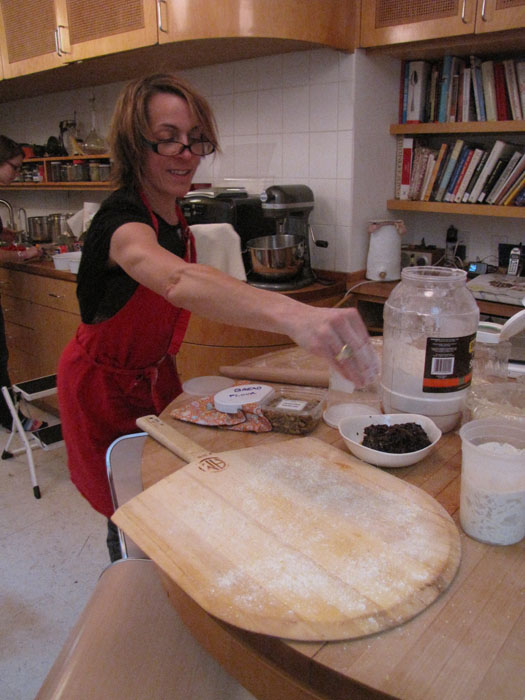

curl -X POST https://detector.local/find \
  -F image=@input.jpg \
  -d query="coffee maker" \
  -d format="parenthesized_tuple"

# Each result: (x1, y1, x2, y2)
(249, 184, 324, 291)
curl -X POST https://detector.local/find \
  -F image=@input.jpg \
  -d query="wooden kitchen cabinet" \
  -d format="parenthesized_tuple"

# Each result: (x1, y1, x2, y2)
(0, 0, 156, 79)
(360, 0, 525, 48)
(176, 282, 346, 382)
(159, 0, 355, 50)
(0, 267, 79, 384)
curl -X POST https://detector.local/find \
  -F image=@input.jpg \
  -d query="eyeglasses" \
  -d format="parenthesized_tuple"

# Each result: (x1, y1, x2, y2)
(144, 138, 215, 157)
(5, 161, 22, 173)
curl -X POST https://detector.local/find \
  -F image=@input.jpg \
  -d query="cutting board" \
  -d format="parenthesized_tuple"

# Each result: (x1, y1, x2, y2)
(219, 346, 330, 386)
(113, 418, 460, 642)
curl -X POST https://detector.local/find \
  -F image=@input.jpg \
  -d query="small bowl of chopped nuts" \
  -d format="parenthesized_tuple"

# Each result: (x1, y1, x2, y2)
(338, 413, 442, 468)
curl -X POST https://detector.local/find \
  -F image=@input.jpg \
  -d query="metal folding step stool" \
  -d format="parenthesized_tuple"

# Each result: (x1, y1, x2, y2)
(1, 374, 64, 499)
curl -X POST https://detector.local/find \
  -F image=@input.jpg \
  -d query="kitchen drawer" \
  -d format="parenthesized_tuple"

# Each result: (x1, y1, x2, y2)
(5, 320, 37, 355)
(2, 296, 34, 328)
(24, 275, 79, 314)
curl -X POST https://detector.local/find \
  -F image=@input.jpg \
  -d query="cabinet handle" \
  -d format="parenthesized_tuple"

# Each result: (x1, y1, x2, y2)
(157, 0, 168, 33)
(54, 28, 62, 57)
(461, 0, 467, 22)
(55, 25, 69, 55)
(48, 293, 64, 299)
(481, 0, 488, 21)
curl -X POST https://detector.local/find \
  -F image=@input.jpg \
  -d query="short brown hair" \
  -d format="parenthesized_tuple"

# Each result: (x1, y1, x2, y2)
(0, 135, 23, 165)
(109, 73, 219, 189)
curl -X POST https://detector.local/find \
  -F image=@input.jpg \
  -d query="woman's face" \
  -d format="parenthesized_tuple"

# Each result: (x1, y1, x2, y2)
(0, 154, 23, 186)
(142, 92, 203, 201)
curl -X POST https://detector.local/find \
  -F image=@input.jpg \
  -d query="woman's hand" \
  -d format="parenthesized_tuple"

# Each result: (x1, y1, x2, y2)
(22, 245, 43, 261)
(284, 304, 380, 389)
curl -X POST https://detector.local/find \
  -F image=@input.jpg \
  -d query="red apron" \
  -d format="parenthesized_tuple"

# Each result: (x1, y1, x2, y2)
(58, 200, 195, 518)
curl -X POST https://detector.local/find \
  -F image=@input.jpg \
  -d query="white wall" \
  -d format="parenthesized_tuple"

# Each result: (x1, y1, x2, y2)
(0, 47, 521, 273)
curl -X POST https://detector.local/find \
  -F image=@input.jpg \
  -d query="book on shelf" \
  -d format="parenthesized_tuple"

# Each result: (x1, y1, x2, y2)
(517, 60, 525, 118)
(427, 61, 441, 123)
(442, 143, 470, 201)
(399, 60, 407, 123)
(494, 61, 511, 121)
(394, 135, 404, 198)
(444, 146, 474, 202)
(419, 151, 437, 200)
(457, 65, 475, 122)
(408, 144, 432, 199)
(477, 157, 508, 203)
(406, 61, 431, 123)
(470, 56, 486, 121)
(493, 152, 525, 205)
(514, 185, 525, 207)
(423, 143, 448, 201)
(435, 139, 465, 202)
(462, 150, 489, 202)
(438, 55, 454, 123)
(502, 170, 525, 206)
(429, 144, 453, 200)
(399, 61, 409, 123)
(485, 150, 524, 204)
(399, 137, 414, 200)
(481, 60, 497, 121)
(503, 59, 523, 120)
(467, 140, 517, 203)
(455, 147, 485, 202)
(448, 57, 466, 122)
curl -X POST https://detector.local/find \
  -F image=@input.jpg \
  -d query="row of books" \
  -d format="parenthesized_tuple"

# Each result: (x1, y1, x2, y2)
(399, 55, 525, 124)
(395, 136, 525, 206)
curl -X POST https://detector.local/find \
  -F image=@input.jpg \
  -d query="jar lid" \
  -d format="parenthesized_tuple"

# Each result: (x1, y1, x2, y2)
(476, 322, 502, 344)
(214, 384, 274, 413)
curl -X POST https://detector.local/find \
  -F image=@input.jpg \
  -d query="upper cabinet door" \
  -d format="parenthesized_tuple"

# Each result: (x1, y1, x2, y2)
(158, 0, 355, 50)
(474, 0, 525, 33)
(0, 0, 64, 78)
(360, 0, 477, 47)
(58, 0, 158, 63)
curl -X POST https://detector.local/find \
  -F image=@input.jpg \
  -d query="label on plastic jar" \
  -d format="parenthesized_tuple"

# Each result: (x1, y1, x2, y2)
(423, 333, 475, 393)
(275, 399, 308, 412)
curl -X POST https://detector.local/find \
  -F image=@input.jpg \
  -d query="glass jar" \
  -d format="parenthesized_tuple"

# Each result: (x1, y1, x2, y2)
(381, 266, 479, 432)
(472, 324, 511, 384)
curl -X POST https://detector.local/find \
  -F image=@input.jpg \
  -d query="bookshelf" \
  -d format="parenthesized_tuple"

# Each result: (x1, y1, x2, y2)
(389, 120, 525, 218)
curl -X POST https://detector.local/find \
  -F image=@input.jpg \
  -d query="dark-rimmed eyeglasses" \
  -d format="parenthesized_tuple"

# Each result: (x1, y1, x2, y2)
(5, 161, 22, 173)
(144, 138, 215, 157)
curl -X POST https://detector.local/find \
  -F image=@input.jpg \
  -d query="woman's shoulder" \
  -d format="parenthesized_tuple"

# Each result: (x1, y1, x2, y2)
(97, 186, 147, 218)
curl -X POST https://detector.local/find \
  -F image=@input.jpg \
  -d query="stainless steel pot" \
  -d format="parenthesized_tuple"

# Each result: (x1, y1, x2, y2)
(246, 234, 305, 280)
(47, 213, 74, 242)
(27, 216, 51, 242)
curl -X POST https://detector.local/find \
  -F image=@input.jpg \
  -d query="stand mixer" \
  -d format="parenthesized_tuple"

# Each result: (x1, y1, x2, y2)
(247, 184, 327, 291)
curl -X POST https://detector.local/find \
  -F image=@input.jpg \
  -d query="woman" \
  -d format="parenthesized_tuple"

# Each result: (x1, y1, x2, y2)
(0, 135, 45, 431)
(57, 73, 379, 559)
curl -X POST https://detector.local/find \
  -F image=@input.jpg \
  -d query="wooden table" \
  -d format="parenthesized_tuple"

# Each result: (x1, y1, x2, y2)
(141, 395, 525, 700)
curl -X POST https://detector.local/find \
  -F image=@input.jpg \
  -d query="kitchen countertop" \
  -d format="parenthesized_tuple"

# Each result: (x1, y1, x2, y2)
(0, 260, 346, 301)
(139, 393, 525, 700)
(0, 258, 77, 281)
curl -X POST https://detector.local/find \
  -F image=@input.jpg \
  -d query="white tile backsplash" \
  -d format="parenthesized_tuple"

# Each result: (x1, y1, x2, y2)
(309, 132, 338, 180)
(257, 89, 283, 134)
(282, 132, 309, 179)
(309, 83, 339, 132)
(233, 91, 258, 135)
(282, 86, 310, 133)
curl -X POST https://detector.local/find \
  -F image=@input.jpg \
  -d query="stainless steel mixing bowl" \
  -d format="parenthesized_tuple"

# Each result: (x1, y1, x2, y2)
(246, 234, 305, 280)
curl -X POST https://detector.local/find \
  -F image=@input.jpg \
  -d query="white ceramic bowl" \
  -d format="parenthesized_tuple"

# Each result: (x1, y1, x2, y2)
(338, 413, 442, 468)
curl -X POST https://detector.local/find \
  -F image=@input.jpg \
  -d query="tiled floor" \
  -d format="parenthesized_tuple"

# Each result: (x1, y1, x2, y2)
(0, 407, 109, 700)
